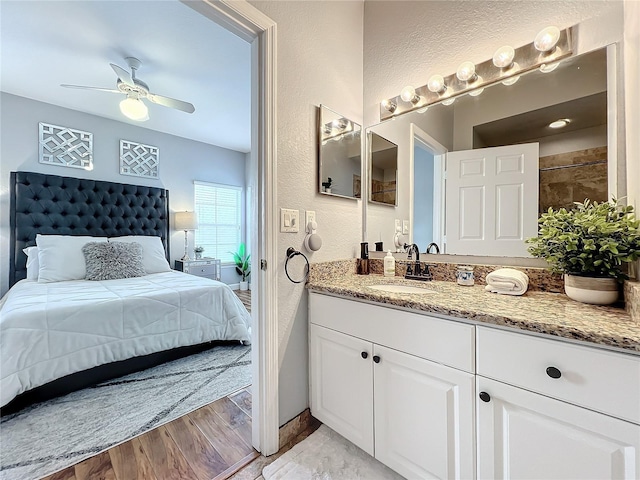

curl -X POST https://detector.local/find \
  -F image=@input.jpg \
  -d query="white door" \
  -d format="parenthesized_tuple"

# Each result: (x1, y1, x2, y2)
(477, 376, 640, 480)
(445, 143, 539, 256)
(309, 323, 374, 455)
(374, 344, 475, 479)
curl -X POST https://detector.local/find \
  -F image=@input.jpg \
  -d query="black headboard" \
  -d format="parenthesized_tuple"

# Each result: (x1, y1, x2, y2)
(9, 171, 170, 287)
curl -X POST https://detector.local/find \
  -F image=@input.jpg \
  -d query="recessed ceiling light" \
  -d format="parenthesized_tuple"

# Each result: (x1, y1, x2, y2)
(549, 119, 570, 129)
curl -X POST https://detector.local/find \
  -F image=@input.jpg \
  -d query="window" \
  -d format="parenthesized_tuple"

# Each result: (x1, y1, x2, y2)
(194, 181, 242, 263)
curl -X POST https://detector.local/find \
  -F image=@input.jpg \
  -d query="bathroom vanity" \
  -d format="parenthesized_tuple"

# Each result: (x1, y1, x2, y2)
(307, 274, 640, 480)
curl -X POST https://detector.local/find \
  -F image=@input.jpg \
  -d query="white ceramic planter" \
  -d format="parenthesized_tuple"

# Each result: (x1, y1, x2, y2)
(240, 281, 249, 291)
(564, 274, 619, 305)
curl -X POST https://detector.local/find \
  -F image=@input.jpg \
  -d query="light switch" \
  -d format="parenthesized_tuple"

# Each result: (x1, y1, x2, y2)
(280, 208, 299, 233)
(403, 220, 410, 234)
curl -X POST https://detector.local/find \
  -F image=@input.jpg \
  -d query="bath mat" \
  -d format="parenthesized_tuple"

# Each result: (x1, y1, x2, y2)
(0, 344, 251, 480)
(262, 424, 404, 479)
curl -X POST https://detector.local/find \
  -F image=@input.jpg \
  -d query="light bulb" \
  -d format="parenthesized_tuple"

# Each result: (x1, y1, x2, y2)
(493, 46, 515, 68)
(416, 106, 429, 114)
(442, 97, 456, 106)
(469, 88, 484, 97)
(427, 74, 446, 94)
(400, 86, 420, 104)
(534, 26, 561, 52)
(456, 61, 477, 82)
(540, 62, 560, 73)
(381, 99, 397, 113)
(502, 75, 520, 86)
(119, 97, 149, 121)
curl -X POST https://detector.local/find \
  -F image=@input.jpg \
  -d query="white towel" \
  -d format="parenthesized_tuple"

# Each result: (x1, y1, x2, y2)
(485, 268, 529, 296)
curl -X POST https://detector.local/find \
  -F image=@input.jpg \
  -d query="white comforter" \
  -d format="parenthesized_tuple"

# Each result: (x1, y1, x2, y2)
(0, 271, 251, 407)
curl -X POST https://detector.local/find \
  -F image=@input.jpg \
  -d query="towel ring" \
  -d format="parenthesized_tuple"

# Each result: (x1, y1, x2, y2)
(285, 247, 310, 284)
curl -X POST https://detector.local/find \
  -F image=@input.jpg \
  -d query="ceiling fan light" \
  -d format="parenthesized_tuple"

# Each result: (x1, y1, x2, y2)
(120, 97, 149, 121)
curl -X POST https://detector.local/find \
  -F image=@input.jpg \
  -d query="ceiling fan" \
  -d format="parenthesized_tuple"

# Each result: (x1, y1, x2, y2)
(61, 57, 196, 121)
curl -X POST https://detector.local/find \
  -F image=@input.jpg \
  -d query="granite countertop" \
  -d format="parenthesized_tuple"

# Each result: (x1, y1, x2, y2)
(306, 273, 640, 354)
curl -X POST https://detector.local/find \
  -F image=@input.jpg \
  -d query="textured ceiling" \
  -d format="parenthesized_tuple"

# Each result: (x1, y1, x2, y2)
(0, 0, 252, 153)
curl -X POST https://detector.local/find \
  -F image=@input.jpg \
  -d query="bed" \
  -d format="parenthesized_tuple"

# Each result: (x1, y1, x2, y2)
(1, 171, 251, 411)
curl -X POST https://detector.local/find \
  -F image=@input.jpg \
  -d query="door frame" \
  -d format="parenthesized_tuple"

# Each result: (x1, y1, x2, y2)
(183, 0, 279, 455)
(408, 124, 447, 250)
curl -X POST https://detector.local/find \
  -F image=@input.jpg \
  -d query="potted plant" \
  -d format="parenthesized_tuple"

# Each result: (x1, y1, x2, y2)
(231, 242, 251, 291)
(322, 177, 332, 194)
(526, 199, 640, 305)
(194, 246, 204, 260)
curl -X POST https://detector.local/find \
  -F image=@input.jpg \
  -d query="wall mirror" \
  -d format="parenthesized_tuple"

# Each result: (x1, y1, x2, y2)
(368, 132, 398, 206)
(364, 45, 621, 257)
(318, 104, 362, 199)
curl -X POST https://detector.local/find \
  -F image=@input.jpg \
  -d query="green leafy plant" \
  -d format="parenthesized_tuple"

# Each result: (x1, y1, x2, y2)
(526, 199, 640, 281)
(231, 242, 251, 282)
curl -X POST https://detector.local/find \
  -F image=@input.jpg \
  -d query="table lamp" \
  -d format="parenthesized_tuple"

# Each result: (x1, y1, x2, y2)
(175, 211, 198, 261)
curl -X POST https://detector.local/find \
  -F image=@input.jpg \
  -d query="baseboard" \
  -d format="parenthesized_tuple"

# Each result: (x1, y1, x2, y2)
(229, 283, 240, 290)
(278, 408, 315, 450)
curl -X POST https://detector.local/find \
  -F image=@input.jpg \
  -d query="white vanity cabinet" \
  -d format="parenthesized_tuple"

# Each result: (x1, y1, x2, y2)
(309, 293, 475, 479)
(476, 326, 640, 480)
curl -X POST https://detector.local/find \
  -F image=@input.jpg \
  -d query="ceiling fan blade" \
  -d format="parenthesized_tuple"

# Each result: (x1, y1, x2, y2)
(61, 84, 121, 93)
(147, 93, 195, 113)
(110, 63, 135, 87)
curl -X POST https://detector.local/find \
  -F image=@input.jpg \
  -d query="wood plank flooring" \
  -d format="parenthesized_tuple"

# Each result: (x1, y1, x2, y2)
(42, 388, 258, 480)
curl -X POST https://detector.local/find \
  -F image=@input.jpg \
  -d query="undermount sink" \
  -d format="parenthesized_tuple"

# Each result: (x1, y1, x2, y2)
(367, 284, 437, 294)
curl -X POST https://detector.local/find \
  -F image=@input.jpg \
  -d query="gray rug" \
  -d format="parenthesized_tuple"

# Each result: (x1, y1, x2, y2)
(0, 344, 251, 480)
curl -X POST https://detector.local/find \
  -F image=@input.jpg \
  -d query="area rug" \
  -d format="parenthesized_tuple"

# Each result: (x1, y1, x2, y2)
(0, 344, 251, 480)
(262, 425, 403, 480)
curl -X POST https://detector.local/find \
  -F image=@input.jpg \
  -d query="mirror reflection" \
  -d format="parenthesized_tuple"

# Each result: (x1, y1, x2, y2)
(318, 105, 362, 199)
(369, 132, 398, 206)
(365, 46, 614, 257)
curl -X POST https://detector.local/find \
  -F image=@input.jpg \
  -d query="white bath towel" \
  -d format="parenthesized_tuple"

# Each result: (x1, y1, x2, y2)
(485, 268, 529, 296)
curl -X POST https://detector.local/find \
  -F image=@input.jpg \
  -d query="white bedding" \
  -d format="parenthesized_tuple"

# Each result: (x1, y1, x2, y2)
(0, 271, 251, 407)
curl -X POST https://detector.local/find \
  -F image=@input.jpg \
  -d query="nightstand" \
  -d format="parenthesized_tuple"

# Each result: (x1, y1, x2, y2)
(175, 258, 222, 281)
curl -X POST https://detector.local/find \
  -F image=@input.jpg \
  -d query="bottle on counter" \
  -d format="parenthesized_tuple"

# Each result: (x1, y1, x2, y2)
(384, 250, 396, 277)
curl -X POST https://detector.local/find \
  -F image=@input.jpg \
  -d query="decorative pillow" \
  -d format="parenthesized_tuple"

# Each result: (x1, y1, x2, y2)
(22, 246, 39, 281)
(36, 235, 108, 283)
(82, 241, 146, 281)
(108, 235, 171, 274)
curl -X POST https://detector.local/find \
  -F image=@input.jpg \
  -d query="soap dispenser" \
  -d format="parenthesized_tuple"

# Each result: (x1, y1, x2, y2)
(384, 250, 396, 277)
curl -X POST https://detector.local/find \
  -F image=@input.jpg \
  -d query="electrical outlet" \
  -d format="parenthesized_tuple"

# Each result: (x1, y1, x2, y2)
(280, 208, 299, 233)
(305, 210, 316, 232)
(403, 220, 410, 234)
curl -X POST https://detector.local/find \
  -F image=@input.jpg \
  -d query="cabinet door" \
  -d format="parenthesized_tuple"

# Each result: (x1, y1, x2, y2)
(374, 344, 475, 479)
(477, 376, 640, 480)
(309, 323, 374, 455)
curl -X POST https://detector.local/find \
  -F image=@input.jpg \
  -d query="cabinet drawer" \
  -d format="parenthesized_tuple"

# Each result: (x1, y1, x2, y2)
(477, 326, 640, 424)
(309, 292, 475, 373)
(184, 264, 218, 277)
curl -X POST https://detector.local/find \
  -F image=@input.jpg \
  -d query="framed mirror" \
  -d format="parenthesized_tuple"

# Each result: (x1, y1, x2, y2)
(368, 132, 398, 206)
(364, 45, 621, 258)
(318, 104, 362, 199)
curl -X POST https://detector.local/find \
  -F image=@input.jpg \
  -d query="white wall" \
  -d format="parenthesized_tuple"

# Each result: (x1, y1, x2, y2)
(0, 93, 246, 295)
(250, 0, 364, 425)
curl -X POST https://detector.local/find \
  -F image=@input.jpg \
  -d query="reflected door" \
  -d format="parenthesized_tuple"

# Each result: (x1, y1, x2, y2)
(445, 143, 539, 257)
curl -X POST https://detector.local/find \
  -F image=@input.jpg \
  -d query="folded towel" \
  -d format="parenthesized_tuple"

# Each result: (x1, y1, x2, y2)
(485, 268, 529, 296)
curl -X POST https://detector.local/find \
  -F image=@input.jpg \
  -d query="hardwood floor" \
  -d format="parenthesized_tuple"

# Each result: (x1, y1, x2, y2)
(42, 388, 258, 480)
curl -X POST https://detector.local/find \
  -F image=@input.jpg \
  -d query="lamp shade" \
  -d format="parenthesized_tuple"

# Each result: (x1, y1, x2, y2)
(175, 211, 198, 230)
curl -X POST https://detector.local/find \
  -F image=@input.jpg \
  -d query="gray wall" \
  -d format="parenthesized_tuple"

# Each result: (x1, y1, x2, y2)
(0, 92, 247, 295)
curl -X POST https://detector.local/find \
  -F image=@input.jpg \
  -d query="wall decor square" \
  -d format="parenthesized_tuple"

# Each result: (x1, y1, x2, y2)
(119, 140, 160, 178)
(39, 122, 93, 170)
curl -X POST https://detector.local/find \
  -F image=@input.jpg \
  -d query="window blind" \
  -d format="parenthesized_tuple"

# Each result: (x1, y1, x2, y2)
(194, 181, 242, 263)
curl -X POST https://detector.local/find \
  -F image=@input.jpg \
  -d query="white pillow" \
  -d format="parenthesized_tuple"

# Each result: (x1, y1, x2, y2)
(22, 246, 39, 281)
(36, 235, 107, 283)
(109, 236, 170, 274)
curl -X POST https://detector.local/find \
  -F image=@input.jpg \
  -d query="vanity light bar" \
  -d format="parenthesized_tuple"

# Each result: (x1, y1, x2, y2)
(379, 27, 573, 121)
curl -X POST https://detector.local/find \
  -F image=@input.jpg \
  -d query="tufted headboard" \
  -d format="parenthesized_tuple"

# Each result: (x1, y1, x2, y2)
(9, 171, 170, 287)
